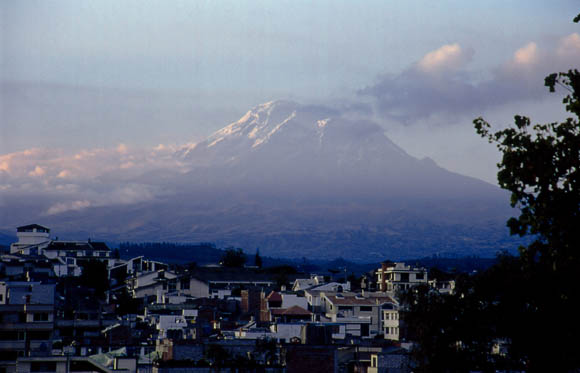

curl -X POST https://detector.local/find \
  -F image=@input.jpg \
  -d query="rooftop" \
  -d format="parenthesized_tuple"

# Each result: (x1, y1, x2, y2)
(46, 241, 110, 251)
(271, 305, 312, 316)
(17, 224, 50, 233)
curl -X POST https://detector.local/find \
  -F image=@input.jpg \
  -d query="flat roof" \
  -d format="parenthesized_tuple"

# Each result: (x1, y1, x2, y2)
(17, 224, 50, 232)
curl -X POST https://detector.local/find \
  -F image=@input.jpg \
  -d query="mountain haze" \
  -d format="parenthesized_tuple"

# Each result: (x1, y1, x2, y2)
(1, 101, 515, 261)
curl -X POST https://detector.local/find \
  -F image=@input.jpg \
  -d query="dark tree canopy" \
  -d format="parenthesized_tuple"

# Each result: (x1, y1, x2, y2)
(254, 248, 262, 268)
(474, 69, 580, 271)
(220, 248, 246, 267)
(400, 15, 580, 372)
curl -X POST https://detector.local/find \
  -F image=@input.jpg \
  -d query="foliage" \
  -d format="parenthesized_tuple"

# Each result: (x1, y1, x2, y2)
(402, 15, 580, 371)
(220, 248, 246, 267)
(474, 69, 580, 271)
(254, 248, 263, 268)
(470, 30, 580, 370)
(402, 253, 580, 371)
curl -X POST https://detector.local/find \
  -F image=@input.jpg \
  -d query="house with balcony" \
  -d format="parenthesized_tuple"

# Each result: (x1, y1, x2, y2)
(321, 293, 395, 339)
(376, 262, 428, 293)
(9, 225, 114, 277)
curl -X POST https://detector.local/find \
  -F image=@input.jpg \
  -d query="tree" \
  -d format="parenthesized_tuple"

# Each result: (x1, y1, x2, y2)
(474, 69, 580, 272)
(220, 248, 246, 267)
(254, 248, 263, 268)
(471, 13, 580, 367)
(396, 15, 580, 372)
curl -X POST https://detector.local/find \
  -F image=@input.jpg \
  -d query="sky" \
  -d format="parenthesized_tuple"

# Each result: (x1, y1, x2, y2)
(1, 1, 579, 186)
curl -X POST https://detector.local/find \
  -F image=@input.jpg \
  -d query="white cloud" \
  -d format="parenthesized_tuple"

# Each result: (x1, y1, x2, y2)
(120, 161, 135, 169)
(0, 143, 186, 218)
(0, 160, 10, 173)
(57, 170, 71, 178)
(417, 43, 473, 74)
(360, 35, 578, 123)
(46, 200, 91, 215)
(116, 143, 128, 154)
(557, 33, 580, 59)
(28, 166, 46, 177)
(512, 42, 538, 66)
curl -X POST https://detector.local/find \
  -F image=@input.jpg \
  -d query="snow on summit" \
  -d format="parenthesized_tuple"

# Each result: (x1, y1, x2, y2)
(178, 100, 412, 171)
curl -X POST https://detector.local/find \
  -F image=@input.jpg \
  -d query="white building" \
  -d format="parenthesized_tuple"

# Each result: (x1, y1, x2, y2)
(9, 224, 115, 277)
(376, 262, 427, 292)
(382, 302, 402, 341)
(10, 225, 51, 255)
(321, 292, 396, 339)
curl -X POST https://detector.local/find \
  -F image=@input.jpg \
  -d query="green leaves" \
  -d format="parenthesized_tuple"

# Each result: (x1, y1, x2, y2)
(473, 70, 580, 269)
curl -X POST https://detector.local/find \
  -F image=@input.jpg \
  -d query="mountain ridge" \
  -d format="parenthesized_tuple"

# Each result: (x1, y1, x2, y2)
(0, 100, 517, 261)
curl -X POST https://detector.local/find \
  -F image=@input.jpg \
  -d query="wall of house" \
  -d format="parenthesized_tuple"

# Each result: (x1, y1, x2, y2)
(184, 278, 209, 298)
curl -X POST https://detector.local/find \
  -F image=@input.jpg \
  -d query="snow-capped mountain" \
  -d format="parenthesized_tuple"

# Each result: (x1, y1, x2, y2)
(174, 100, 496, 199)
(1, 101, 516, 261)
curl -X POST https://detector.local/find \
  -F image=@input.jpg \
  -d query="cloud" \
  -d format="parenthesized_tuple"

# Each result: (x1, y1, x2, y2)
(359, 34, 580, 124)
(57, 170, 71, 178)
(556, 32, 580, 60)
(28, 166, 46, 177)
(417, 43, 473, 74)
(116, 143, 128, 154)
(46, 200, 91, 215)
(512, 42, 538, 66)
(0, 143, 186, 217)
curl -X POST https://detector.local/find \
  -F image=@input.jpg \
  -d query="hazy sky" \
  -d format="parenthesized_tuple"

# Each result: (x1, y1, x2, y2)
(1, 1, 579, 183)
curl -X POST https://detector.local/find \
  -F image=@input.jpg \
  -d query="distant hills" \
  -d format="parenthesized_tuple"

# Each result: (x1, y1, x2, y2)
(0, 101, 519, 261)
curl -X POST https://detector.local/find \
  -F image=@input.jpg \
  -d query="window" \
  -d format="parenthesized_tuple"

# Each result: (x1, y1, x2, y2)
(33, 313, 49, 322)
(401, 273, 409, 282)
(416, 272, 424, 280)
(0, 331, 24, 340)
(28, 331, 50, 340)
(180, 279, 190, 290)
(360, 306, 372, 312)
(361, 324, 370, 337)
(0, 351, 18, 361)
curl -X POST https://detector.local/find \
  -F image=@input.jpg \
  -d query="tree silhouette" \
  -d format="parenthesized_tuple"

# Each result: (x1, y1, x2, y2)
(470, 16, 580, 369)
(401, 14, 580, 372)
(220, 248, 246, 267)
(254, 248, 262, 268)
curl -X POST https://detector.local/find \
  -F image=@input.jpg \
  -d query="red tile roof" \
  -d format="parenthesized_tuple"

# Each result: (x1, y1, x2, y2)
(267, 291, 283, 302)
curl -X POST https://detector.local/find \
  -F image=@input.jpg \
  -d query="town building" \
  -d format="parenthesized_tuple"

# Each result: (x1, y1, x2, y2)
(376, 262, 428, 292)
(0, 281, 55, 373)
